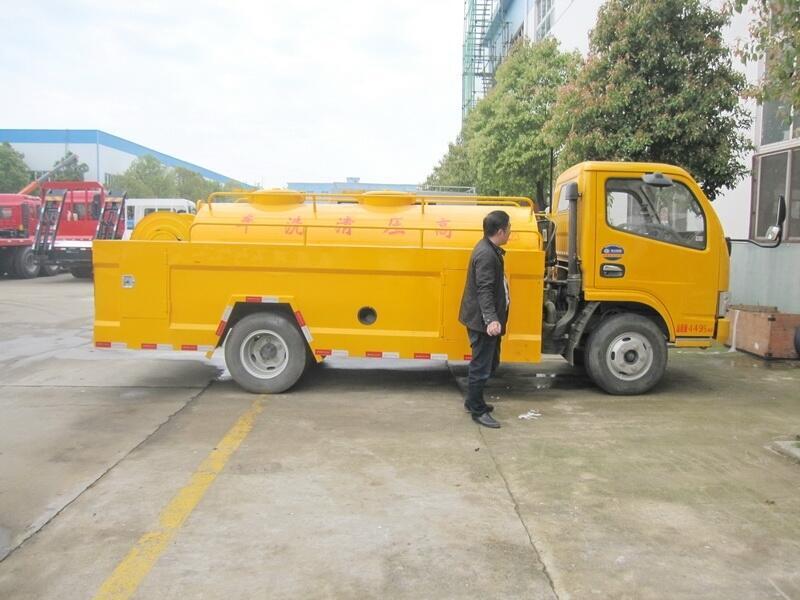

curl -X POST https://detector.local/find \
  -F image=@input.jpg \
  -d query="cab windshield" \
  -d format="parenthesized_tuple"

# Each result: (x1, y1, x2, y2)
(605, 178, 706, 250)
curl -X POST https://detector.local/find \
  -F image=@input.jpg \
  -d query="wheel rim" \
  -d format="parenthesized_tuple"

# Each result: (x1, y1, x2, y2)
(23, 252, 37, 274)
(239, 329, 290, 379)
(605, 332, 653, 381)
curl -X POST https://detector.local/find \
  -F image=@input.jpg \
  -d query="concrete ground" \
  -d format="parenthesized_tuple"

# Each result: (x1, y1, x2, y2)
(0, 274, 798, 599)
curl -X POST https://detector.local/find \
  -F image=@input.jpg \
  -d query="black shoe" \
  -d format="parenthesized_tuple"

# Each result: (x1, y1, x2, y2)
(464, 403, 494, 413)
(472, 412, 501, 429)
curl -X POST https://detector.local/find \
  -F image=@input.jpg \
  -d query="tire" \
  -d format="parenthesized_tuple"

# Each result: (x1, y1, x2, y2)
(13, 247, 40, 279)
(585, 313, 667, 395)
(40, 263, 61, 277)
(562, 347, 585, 367)
(70, 266, 93, 279)
(0, 250, 12, 275)
(224, 312, 308, 394)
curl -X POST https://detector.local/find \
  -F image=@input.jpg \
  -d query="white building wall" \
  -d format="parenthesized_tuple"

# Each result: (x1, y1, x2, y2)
(98, 146, 139, 184)
(9, 141, 138, 184)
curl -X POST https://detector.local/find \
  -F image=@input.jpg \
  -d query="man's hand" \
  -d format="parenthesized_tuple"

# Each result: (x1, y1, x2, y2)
(486, 321, 502, 336)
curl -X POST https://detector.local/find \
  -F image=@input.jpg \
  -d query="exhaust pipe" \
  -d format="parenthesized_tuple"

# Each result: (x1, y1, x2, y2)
(551, 182, 581, 342)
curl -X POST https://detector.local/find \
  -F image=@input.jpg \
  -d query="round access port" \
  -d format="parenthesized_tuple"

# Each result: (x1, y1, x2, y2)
(358, 306, 377, 325)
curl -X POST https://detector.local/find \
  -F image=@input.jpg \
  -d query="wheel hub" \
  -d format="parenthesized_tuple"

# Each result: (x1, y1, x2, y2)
(606, 332, 653, 381)
(240, 329, 289, 379)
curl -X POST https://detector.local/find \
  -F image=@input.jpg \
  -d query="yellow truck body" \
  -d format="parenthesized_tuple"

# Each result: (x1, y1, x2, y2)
(93, 162, 731, 395)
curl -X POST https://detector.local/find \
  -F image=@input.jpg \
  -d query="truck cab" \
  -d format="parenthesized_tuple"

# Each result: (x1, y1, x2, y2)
(0, 194, 42, 278)
(544, 162, 730, 393)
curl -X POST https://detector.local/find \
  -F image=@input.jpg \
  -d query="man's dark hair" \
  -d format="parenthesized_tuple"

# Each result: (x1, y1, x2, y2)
(483, 210, 510, 237)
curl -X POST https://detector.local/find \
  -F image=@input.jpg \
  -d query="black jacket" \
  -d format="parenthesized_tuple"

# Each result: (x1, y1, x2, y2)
(459, 237, 509, 334)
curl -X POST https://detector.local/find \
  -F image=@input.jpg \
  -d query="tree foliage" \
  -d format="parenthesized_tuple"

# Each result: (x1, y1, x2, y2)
(50, 151, 90, 181)
(546, 0, 752, 199)
(425, 135, 475, 191)
(109, 155, 177, 198)
(0, 143, 31, 193)
(728, 0, 799, 108)
(427, 39, 580, 203)
(174, 167, 227, 202)
(109, 155, 241, 200)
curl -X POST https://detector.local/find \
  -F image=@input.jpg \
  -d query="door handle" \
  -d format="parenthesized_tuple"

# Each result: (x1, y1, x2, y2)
(600, 263, 625, 278)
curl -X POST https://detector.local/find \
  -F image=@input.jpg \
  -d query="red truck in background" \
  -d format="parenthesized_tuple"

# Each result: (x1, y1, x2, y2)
(0, 194, 60, 278)
(0, 154, 79, 278)
(33, 181, 125, 278)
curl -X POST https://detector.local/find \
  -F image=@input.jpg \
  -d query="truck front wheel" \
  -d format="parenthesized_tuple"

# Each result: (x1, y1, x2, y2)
(13, 248, 40, 279)
(225, 312, 308, 394)
(585, 313, 667, 395)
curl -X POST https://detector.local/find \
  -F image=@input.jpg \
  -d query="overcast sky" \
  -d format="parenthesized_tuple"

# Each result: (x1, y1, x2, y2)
(1, 1, 464, 187)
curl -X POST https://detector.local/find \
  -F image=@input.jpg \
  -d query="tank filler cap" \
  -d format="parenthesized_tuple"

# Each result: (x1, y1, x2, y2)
(248, 189, 304, 205)
(358, 191, 416, 207)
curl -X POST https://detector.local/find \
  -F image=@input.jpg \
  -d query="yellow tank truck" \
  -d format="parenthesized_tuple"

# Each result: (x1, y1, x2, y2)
(93, 162, 759, 395)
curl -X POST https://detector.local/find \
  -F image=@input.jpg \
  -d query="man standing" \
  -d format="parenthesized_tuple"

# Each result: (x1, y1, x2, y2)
(459, 210, 511, 429)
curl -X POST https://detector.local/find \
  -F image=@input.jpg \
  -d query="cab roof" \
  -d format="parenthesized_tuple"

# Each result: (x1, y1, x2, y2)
(556, 161, 693, 182)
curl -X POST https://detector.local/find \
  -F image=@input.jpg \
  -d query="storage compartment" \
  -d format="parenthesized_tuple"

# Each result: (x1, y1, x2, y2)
(726, 305, 800, 359)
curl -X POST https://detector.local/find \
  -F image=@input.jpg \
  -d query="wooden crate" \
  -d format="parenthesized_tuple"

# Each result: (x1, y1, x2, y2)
(726, 306, 800, 359)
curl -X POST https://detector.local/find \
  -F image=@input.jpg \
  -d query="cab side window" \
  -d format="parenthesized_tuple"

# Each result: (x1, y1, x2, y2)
(605, 178, 706, 250)
(556, 182, 573, 213)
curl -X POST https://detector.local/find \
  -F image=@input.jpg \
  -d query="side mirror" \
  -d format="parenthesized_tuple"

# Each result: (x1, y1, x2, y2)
(642, 172, 674, 188)
(765, 195, 787, 243)
(766, 195, 787, 242)
(766, 225, 781, 241)
(777, 194, 787, 228)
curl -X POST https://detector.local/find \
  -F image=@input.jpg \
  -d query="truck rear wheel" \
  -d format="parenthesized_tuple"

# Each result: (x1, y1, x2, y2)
(40, 263, 61, 277)
(13, 247, 40, 279)
(585, 313, 667, 395)
(70, 266, 93, 279)
(225, 312, 308, 394)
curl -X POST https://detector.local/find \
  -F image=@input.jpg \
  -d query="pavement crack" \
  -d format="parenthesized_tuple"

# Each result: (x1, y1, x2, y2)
(0, 380, 214, 564)
(448, 361, 561, 599)
(478, 426, 562, 600)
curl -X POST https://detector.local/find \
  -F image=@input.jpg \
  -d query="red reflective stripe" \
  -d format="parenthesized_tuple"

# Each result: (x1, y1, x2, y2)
(245, 296, 261, 303)
(141, 343, 157, 350)
(413, 352, 431, 359)
(295, 311, 306, 327)
(464, 354, 472, 360)
(215, 321, 227, 336)
(315, 349, 332, 356)
(365, 351, 382, 358)
(181, 344, 198, 351)
(95, 341, 111, 348)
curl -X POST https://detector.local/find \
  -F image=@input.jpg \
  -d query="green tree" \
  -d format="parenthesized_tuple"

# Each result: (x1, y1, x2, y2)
(0, 143, 31, 193)
(425, 135, 475, 190)
(175, 167, 223, 202)
(547, 0, 751, 199)
(728, 0, 799, 108)
(428, 39, 580, 203)
(468, 39, 581, 199)
(51, 151, 90, 181)
(110, 155, 177, 197)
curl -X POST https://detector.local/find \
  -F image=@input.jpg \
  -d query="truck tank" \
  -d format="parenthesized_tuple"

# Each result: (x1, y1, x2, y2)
(132, 190, 542, 251)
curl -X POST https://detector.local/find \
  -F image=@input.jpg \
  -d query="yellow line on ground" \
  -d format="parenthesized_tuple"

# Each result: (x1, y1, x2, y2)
(93, 399, 264, 600)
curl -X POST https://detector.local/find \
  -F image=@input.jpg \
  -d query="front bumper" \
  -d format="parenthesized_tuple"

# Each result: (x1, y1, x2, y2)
(715, 317, 730, 344)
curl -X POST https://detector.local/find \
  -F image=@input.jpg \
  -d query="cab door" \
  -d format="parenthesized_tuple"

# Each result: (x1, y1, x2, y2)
(591, 171, 720, 340)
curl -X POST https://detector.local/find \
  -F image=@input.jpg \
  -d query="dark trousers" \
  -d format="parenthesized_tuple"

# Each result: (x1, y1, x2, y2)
(465, 328, 502, 417)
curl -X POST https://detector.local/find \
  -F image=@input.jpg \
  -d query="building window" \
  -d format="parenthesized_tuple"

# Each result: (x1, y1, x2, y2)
(753, 150, 800, 241)
(761, 100, 798, 146)
(535, 0, 554, 41)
